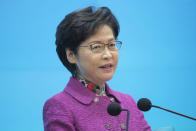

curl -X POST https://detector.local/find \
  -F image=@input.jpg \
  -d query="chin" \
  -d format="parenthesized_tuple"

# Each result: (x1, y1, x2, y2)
(100, 75, 114, 82)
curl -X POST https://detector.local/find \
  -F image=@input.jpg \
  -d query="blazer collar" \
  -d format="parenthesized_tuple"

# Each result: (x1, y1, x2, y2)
(64, 77, 122, 105)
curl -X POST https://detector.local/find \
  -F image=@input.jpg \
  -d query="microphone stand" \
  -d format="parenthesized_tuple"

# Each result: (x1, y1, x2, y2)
(152, 105, 196, 121)
(121, 109, 130, 131)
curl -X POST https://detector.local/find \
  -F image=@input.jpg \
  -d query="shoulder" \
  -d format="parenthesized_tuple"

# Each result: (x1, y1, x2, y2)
(43, 91, 75, 124)
(42, 91, 79, 130)
(43, 91, 75, 118)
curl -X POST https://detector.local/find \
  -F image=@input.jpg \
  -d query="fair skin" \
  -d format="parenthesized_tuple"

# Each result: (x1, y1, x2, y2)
(66, 25, 119, 87)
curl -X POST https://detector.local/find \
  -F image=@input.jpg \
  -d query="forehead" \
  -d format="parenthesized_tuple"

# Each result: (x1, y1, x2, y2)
(81, 25, 115, 45)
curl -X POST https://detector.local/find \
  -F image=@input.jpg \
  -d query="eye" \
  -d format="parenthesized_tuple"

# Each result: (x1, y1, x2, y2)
(108, 43, 116, 48)
(91, 44, 102, 50)
(109, 43, 115, 47)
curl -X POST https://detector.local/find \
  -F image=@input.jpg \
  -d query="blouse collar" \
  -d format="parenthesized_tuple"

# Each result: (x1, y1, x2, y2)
(64, 77, 121, 105)
(77, 77, 106, 96)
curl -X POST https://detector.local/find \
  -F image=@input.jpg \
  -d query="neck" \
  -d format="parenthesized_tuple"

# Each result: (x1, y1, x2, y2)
(76, 73, 105, 89)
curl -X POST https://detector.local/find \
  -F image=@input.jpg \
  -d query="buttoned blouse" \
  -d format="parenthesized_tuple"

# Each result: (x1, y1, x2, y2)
(43, 77, 151, 131)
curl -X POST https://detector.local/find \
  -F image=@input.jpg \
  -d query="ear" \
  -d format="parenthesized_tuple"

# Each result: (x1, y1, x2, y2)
(66, 49, 77, 64)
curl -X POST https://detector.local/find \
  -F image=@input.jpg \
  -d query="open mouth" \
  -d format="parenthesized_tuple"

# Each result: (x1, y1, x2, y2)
(99, 64, 113, 69)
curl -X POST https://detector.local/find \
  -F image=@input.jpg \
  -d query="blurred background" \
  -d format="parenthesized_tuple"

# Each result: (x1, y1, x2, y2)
(0, 0, 196, 130)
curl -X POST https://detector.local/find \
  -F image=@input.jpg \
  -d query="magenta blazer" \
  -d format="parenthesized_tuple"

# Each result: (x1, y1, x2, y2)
(43, 77, 151, 131)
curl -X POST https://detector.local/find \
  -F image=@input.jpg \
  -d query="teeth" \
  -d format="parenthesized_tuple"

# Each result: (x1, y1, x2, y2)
(100, 64, 112, 68)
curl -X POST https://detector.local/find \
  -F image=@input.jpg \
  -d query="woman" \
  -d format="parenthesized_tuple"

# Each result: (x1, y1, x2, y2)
(43, 6, 151, 131)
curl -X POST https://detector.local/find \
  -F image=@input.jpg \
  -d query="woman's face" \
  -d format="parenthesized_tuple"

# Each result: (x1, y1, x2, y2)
(70, 25, 119, 86)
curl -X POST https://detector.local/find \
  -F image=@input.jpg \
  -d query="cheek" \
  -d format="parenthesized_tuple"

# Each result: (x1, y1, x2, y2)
(76, 54, 96, 73)
(114, 53, 119, 65)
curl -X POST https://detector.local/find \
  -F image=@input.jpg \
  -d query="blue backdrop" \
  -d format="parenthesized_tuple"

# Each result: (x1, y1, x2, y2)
(0, 0, 196, 130)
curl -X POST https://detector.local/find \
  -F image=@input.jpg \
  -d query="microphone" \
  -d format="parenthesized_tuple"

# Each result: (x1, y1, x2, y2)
(107, 102, 122, 116)
(137, 98, 196, 121)
(107, 102, 130, 131)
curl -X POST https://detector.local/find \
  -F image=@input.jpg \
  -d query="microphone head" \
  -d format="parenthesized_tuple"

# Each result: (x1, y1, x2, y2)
(107, 102, 122, 116)
(137, 98, 152, 112)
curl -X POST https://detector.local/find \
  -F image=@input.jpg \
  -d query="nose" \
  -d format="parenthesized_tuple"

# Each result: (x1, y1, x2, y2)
(102, 47, 112, 59)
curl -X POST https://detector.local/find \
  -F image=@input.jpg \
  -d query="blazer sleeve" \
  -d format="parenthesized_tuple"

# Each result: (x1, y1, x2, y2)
(43, 98, 76, 131)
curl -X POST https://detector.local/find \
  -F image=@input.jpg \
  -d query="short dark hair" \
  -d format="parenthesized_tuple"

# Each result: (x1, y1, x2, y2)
(55, 6, 120, 76)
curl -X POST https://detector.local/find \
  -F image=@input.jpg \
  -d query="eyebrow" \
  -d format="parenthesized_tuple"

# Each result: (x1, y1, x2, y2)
(108, 38, 115, 41)
(88, 38, 116, 45)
